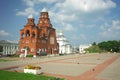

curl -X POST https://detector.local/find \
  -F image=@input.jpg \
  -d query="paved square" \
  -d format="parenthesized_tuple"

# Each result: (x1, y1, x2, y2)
(0, 53, 120, 80)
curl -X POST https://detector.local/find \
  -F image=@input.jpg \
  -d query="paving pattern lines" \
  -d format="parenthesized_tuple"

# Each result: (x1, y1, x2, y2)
(0, 54, 98, 70)
(96, 56, 120, 80)
(0, 53, 120, 80)
(44, 54, 120, 80)
(54, 54, 116, 65)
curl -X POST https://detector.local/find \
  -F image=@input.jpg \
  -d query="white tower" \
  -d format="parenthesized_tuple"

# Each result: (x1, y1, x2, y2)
(57, 30, 72, 54)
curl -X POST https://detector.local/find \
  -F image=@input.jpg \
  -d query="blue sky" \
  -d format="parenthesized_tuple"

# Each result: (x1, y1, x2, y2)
(0, 0, 120, 46)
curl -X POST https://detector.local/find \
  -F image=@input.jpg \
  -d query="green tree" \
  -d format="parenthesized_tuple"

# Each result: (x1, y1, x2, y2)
(92, 42, 96, 46)
(98, 40, 120, 52)
(85, 45, 102, 53)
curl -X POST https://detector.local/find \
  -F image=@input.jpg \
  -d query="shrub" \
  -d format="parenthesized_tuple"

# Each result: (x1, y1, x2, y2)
(26, 54, 33, 57)
(59, 54, 64, 56)
(25, 65, 41, 70)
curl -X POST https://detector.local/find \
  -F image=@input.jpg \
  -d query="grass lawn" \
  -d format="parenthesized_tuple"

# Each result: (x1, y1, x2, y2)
(0, 70, 64, 80)
(0, 59, 13, 62)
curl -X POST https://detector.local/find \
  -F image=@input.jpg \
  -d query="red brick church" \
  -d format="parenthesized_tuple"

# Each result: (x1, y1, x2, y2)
(19, 8, 59, 56)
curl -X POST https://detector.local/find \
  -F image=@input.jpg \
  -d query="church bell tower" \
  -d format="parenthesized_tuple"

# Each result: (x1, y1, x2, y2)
(19, 8, 59, 56)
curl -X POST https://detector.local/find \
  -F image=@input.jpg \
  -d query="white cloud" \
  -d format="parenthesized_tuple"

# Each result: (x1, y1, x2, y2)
(49, 11, 77, 23)
(0, 30, 10, 36)
(15, 0, 118, 44)
(38, 0, 58, 4)
(70, 35, 79, 41)
(17, 0, 116, 19)
(70, 34, 87, 44)
(23, 0, 58, 7)
(111, 20, 120, 30)
(16, 0, 59, 16)
(49, 11, 76, 32)
(55, 0, 116, 13)
(16, 7, 38, 16)
(79, 23, 96, 28)
(100, 20, 120, 39)
(23, 0, 35, 7)
(64, 23, 74, 31)
(48, 0, 116, 33)
(79, 34, 87, 40)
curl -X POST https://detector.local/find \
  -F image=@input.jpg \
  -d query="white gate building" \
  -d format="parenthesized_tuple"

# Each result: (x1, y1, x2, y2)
(0, 40, 19, 55)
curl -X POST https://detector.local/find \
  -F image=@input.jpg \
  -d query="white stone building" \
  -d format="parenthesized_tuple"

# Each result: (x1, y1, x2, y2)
(57, 30, 72, 54)
(0, 40, 19, 55)
(79, 44, 91, 53)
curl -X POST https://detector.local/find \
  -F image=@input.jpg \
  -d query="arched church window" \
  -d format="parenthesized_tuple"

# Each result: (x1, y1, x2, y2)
(26, 30, 30, 36)
(32, 32, 35, 38)
(45, 15, 47, 18)
(38, 34, 41, 38)
(50, 35, 54, 44)
(21, 33, 25, 39)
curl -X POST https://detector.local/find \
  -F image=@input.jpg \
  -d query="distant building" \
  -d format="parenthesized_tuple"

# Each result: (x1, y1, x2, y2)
(73, 46, 79, 53)
(19, 8, 59, 56)
(0, 40, 19, 55)
(79, 44, 91, 53)
(57, 30, 72, 54)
